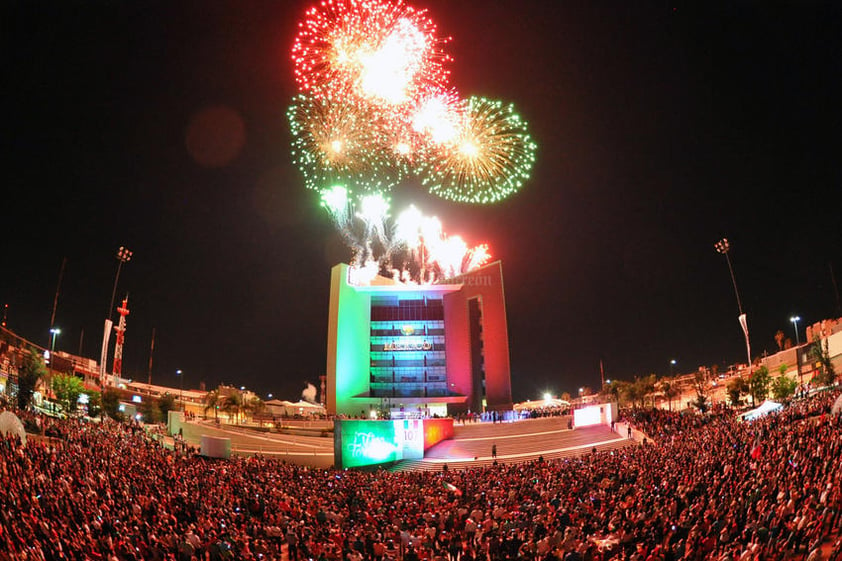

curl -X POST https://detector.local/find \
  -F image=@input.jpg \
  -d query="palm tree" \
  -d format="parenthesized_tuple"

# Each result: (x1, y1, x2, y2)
(810, 336, 837, 386)
(203, 389, 221, 420)
(660, 380, 681, 411)
(749, 366, 771, 406)
(774, 330, 785, 351)
(247, 396, 265, 422)
(220, 391, 243, 424)
(235, 395, 266, 425)
(624, 379, 644, 409)
(17, 349, 46, 410)
(693, 369, 711, 410)
(726, 376, 749, 407)
(640, 374, 657, 408)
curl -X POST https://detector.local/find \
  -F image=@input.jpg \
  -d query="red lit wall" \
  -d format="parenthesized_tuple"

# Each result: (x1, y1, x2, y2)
(444, 261, 512, 412)
(423, 418, 455, 450)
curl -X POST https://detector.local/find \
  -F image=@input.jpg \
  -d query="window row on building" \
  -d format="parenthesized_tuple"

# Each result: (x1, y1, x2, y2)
(370, 368, 447, 383)
(369, 382, 450, 398)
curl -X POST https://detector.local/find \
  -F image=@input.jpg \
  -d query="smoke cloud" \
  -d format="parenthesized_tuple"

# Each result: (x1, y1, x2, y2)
(302, 382, 318, 403)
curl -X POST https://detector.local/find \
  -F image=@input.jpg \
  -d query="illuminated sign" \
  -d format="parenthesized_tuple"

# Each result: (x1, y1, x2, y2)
(401, 325, 415, 335)
(573, 405, 603, 427)
(384, 341, 433, 351)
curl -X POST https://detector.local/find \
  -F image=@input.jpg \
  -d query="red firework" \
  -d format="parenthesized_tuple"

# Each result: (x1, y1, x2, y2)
(291, 0, 450, 111)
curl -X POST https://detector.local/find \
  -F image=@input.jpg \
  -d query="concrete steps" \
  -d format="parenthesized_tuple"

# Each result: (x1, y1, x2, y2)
(392, 421, 633, 472)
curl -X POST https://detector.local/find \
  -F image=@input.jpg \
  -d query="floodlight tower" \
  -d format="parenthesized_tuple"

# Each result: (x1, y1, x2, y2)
(112, 296, 130, 386)
(715, 238, 751, 376)
(100, 246, 132, 386)
(790, 315, 801, 346)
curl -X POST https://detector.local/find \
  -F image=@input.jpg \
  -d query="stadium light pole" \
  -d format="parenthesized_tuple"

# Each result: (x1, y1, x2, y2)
(790, 315, 801, 346)
(108, 246, 133, 319)
(715, 238, 751, 376)
(48, 257, 67, 348)
(101, 246, 133, 386)
(43, 327, 61, 412)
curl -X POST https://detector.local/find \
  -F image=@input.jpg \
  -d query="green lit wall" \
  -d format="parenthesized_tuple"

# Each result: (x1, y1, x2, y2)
(326, 264, 371, 415)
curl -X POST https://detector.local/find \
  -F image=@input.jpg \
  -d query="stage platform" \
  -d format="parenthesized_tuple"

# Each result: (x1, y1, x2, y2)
(173, 416, 636, 471)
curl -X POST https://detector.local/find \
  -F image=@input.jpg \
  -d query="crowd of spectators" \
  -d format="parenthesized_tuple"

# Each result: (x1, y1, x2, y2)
(1, 389, 840, 561)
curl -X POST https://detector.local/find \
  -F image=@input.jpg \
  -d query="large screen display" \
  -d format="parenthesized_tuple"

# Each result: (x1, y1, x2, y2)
(334, 418, 452, 469)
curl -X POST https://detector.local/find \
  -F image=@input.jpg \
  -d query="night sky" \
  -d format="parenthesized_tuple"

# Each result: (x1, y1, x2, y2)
(4, 1, 841, 402)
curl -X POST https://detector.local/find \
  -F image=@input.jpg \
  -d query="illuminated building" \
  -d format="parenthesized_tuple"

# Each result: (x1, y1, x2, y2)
(326, 261, 512, 417)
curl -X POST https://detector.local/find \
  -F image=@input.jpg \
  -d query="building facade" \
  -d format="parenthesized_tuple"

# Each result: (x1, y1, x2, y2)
(326, 261, 513, 417)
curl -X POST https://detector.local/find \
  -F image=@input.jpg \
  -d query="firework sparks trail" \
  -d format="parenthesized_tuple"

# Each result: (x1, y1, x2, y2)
(356, 192, 392, 262)
(320, 185, 366, 265)
(322, 192, 491, 284)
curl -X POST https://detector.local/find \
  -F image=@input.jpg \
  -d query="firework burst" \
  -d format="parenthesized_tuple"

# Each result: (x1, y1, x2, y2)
(409, 88, 465, 145)
(291, 0, 450, 110)
(288, 94, 405, 192)
(419, 96, 537, 204)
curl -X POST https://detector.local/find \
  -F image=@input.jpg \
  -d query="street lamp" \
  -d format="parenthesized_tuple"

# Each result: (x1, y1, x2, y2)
(50, 327, 61, 353)
(670, 359, 676, 377)
(715, 238, 751, 375)
(790, 316, 801, 346)
(177, 369, 184, 411)
(45, 327, 61, 369)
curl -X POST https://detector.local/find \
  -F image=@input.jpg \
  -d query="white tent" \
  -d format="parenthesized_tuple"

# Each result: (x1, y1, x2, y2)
(265, 399, 325, 416)
(740, 399, 783, 422)
(290, 400, 325, 415)
(514, 398, 570, 411)
(0, 411, 27, 445)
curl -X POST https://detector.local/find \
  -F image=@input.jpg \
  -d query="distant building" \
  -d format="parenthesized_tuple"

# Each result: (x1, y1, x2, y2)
(325, 261, 513, 417)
